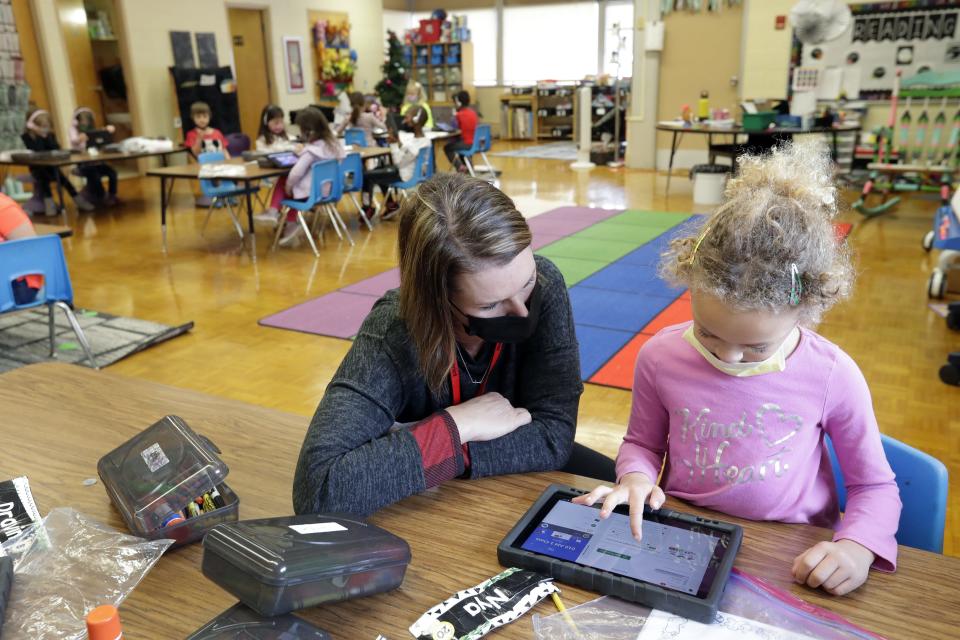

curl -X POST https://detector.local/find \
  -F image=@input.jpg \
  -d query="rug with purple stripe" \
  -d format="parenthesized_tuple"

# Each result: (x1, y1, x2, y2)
(257, 206, 622, 339)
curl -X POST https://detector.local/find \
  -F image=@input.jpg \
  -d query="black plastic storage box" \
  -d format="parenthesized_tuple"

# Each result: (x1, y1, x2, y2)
(186, 603, 331, 639)
(201, 514, 411, 616)
(97, 415, 239, 547)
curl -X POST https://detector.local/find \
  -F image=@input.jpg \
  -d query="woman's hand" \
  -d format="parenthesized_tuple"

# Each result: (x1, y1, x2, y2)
(572, 472, 665, 541)
(792, 539, 875, 596)
(293, 143, 305, 155)
(106, 124, 116, 134)
(445, 392, 531, 444)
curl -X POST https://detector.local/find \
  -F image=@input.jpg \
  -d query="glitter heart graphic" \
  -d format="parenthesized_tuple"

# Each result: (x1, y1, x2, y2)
(755, 403, 802, 448)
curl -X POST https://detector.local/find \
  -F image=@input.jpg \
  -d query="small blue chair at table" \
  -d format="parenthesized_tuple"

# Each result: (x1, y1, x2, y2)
(380, 146, 433, 218)
(197, 152, 260, 243)
(456, 123, 497, 180)
(0, 235, 98, 368)
(825, 433, 948, 553)
(274, 160, 353, 256)
(344, 128, 367, 148)
(340, 153, 373, 232)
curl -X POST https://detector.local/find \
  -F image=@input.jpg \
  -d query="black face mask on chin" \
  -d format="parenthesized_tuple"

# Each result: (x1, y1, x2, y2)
(452, 281, 543, 344)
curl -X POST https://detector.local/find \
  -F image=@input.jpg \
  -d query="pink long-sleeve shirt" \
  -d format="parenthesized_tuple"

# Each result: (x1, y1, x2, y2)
(617, 322, 902, 571)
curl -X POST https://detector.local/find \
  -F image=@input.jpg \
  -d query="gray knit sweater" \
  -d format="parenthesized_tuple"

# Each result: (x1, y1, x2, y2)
(292, 255, 582, 516)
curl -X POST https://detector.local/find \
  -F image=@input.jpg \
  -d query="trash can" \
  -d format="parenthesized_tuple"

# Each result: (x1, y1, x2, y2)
(690, 164, 731, 205)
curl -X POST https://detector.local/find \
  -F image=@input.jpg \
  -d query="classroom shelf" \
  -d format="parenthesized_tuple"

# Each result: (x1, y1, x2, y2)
(407, 41, 473, 107)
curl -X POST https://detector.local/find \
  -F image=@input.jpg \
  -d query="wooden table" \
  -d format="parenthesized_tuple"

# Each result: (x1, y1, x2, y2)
(145, 149, 391, 252)
(0, 148, 188, 225)
(1, 363, 957, 639)
(33, 222, 73, 238)
(655, 121, 862, 196)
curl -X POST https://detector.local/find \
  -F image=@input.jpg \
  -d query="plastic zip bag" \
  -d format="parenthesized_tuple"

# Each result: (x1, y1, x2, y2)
(533, 568, 885, 640)
(0, 476, 43, 556)
(1, 507, 172, 640)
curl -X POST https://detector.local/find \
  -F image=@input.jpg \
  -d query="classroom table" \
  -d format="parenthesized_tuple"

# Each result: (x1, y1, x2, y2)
(0, 363, 956, 639)
(655, 121, 862, 197)
(368, 129, 459, 172)
(145, 147, 391, 253)
(0, 147, 188, 226)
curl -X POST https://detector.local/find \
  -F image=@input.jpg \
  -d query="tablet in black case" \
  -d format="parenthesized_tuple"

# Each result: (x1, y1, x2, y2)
(497, 484, 743, 623)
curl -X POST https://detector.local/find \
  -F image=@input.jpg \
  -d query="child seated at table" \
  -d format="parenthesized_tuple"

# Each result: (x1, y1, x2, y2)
(68, 107, 119, 207)
(21, 108, 94, 216)
(254, 104, 301, 224)
(0, 192, 41, 305)
(278, 107, 344, 247)
(336, 92, 386, 147)
(185, 102, 229, 158)
(400, 81, 433, 131)
(360, 106, 431, 222)
(444, 90, 478, 172)
(574, 140, 902, 597)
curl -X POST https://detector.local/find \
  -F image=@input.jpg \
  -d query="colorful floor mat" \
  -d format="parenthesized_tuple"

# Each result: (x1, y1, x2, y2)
(259, 208, 854, 391)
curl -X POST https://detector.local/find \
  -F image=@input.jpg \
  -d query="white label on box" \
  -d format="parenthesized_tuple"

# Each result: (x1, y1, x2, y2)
(289, 522, 347, 534)
(141, 443, 169, 472)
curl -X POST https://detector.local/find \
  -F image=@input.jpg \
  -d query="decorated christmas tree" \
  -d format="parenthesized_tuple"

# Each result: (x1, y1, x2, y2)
(376, 30, 408, 110)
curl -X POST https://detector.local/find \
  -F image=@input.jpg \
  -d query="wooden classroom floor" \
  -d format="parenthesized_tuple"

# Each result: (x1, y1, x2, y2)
(40, 141, 959, 557)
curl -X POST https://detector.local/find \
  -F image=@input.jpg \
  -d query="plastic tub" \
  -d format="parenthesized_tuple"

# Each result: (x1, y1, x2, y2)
(741, 111, 777, 132)
(202, 514, 411, 616)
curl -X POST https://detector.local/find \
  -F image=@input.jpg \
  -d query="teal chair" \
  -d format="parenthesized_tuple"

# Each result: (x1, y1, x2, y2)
(0, 235, 97, 368)
(825, 433, 948, 552)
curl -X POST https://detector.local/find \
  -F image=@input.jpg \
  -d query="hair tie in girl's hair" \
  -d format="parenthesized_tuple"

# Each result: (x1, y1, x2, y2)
(679, 225, 711, 265)
(72, 107, 94, 125)
(263, 105, 276, 125)
(789, 263, 803, 306)
(26, 109, 50, 132)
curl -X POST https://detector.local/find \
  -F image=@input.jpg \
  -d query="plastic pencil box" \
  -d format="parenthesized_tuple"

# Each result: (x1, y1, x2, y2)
(201, 513, 411, 616)
(97, 415, 239, 547)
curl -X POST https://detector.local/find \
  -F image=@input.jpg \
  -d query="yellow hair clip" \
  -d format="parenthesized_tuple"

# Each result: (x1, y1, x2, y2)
(680, 225, 711, 265)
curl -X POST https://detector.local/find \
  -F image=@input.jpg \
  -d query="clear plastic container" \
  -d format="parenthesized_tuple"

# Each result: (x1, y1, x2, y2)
(97, 415, 239, 547)
(201, 514, 411, 616)
(187, 603, 331, 639)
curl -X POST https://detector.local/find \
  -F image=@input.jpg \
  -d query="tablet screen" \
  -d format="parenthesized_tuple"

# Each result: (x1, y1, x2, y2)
(518, 494, 729, 599)
(269, 152, 298, 167)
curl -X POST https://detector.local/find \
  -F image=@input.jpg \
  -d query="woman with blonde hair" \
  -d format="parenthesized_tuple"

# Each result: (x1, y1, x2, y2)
(294, 173, 613, 516)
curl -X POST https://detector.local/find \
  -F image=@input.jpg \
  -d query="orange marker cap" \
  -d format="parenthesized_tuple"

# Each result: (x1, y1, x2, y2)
(86, 604, 124, 640)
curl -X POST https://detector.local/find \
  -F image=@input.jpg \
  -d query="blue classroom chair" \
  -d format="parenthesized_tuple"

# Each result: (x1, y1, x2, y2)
(825, 433, 948, 553)
(197, 152, 259, 242)
(456, 123, 497, 180)
(382, 145, 433, 210)
(340, 153, 372, 231)
(0, 235, 97, 368)
(344, 128, 367, 148)
(274, 160, 353, 256)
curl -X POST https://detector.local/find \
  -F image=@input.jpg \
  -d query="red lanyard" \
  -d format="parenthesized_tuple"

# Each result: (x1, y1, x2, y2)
(450, 343, 503, 406)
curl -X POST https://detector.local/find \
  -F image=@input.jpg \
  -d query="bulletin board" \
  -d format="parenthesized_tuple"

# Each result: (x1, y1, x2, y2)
(794, 1, 959, 100)
(307, 10, 353, 102)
